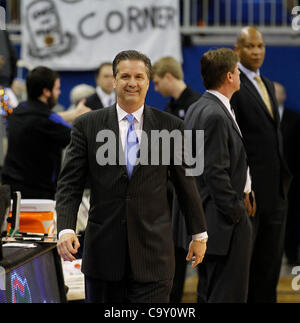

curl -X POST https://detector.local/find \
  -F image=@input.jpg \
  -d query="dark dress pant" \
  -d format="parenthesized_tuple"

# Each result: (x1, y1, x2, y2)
(84, 241, 173, 303)
(197, 212, 252, 303)
(247, 198, 287, 303)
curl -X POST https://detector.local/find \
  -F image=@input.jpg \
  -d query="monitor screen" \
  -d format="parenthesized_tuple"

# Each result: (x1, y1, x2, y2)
(0, 247, 66, 303)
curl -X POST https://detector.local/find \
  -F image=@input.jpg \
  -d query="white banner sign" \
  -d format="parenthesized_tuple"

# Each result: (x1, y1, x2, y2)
(21, 0, 182, 71)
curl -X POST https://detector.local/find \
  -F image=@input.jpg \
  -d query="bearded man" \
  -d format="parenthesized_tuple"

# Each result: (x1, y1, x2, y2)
(1, 66, 90, 199)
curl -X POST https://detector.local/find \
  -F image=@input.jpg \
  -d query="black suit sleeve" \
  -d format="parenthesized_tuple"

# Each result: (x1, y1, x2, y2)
(202, 113, 245, 224)
(34, 114, 71, 148)
(169, 122, 207, 235)
(85, 93, 104, 110)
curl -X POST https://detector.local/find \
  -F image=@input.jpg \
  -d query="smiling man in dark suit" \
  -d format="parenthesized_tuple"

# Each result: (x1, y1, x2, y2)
(56, 50, 207, 303)
(231, 27, 292, 303)
(185, 48, 254, 302)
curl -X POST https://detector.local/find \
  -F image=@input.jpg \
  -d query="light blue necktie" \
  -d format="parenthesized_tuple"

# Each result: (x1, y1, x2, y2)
(108, 97, 114, 106)
(125, 114, 139, 178)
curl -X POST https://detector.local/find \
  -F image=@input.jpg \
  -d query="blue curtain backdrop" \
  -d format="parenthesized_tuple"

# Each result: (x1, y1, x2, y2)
(14, 44, 300, 114)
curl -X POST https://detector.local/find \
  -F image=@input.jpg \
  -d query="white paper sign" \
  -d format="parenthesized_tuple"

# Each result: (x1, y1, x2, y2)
(21, 0, 182, 70)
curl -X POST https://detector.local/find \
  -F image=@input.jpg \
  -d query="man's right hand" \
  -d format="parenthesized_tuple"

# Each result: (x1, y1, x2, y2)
(186, 240, 207, 268)
(57, 233, 80, 262)
(243, 191, 256, 217)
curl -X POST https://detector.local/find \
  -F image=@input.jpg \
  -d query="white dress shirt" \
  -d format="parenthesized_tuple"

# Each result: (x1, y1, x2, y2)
(96, 86, 116, 107)
(278, 104, 284, 121)
(206, 90, 252, 193)
(116, 103, 144, 150)
(59, 103, 207, 240)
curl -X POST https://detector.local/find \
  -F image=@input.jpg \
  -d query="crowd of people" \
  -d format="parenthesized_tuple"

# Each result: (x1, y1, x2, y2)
(0, 26, 300, 303)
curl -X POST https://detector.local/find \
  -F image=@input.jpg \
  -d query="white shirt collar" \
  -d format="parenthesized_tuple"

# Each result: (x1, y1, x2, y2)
(96, 86, 115, 106)
(116, 103, 144, 123)
(238, 62, 260, 80)
(278, 104, 284, 121)
(206, 90, 231, 112)
(206, 89, 243, 137)
(238, 62, 265, 97)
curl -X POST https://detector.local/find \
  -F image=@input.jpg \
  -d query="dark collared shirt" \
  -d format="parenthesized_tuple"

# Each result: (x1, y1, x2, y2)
(2, 99, 71, 199)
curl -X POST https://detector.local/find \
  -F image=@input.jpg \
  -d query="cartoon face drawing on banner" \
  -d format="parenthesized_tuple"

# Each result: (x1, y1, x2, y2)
(26, 0, 76, 59)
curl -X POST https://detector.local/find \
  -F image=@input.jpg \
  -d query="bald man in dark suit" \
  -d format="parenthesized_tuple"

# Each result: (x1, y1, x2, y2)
(231, 27, 292, 303)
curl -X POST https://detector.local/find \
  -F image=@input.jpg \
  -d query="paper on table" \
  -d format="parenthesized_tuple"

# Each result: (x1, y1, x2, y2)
(2, 242, 37, 248)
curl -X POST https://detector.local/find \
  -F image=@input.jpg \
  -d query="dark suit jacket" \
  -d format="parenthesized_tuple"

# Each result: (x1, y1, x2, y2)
(184, 92, 248, 256)
(281, 108, 300, 177)
(231, 71, 291, 216)
(85, 92, 104, 110)
(56, 104, 206, 282)
(280, 107, 300, 220)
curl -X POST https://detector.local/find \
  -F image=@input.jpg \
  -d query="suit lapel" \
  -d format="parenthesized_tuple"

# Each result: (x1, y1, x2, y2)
(107, 105, 127, 173)
(95, 92, 104, 109)
(204, 92, 243, 140)
(240, 72, 276, 123)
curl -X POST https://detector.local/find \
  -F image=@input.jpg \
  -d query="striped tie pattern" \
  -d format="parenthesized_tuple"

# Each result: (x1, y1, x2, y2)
(125, 114, 139, 178)
(254, 75, 274, 118)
